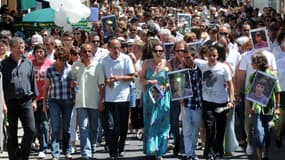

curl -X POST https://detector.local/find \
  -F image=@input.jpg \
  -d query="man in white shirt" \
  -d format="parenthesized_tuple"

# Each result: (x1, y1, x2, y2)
(100, 38, 135, 159)
(71, 43, 105, 159)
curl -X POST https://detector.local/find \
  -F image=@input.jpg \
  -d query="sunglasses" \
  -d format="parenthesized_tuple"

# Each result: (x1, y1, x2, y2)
(153, 50, 164, 53)
(82, 50, 92, 53)
(91, 40, 100, 43)
(219, 32, 228, 36)
(175, 49, 185, 53)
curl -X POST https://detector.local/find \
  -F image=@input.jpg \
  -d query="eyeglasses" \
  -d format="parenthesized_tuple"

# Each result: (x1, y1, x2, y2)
(0, 36, 8, 39)
(82, 50, 92, 53)
(219, 32, 228, 36)
(121, 45, 127, 49)
(175, 49, 185, 53)
(91, 40, 100, 43)
(153, 50, 164, 53)
(73, 32, 81, 35)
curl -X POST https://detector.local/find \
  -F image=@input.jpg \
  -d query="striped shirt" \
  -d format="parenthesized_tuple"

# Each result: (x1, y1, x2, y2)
(46, 63, 73, 100)
(185, 65, 203, 110)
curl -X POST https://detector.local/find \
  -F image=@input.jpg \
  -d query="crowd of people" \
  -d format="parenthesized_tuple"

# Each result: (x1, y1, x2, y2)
(0, 0, 285, 160)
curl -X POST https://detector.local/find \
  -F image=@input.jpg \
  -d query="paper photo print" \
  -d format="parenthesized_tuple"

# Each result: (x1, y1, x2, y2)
(148, 84, 164, 104)
(101, 15, 118, 39)
(246, 71, 277, 107)
(250, 27, 270, 50)
(168, 69, 193, 101)
(187, 41, 202, 54)
(163, 42, 174, 60)
(177, 13, 191, 34)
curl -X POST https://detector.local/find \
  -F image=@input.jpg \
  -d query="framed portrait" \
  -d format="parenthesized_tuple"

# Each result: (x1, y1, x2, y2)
(88, 7, 99, 22)
(187, 41, 202, 54)
(101, 14, 118, 40)
(246, 71, 277, 107)
(168, 68, 193, 101)
(163, 42, 174, 60)
(148, 84, 164, 104)
(249, 27, 270, 51)
(177, 13, 191, 34)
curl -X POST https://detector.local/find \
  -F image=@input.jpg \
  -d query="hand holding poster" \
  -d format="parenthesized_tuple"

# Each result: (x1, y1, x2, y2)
(246, 71, 277, 107)
(168, 68, 193, 101)
(148, 84, 164, 104)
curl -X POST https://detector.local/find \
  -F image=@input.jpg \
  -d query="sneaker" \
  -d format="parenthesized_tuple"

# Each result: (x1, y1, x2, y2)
(38, 151, 46, 158)
(246, 144, 254, 155)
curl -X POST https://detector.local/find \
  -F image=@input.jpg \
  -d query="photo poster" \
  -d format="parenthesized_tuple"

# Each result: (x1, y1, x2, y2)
(168, 68, 193, 101)
(187, 41, 202, 54)
(101, 14, 118, 40)
(246, 71, 277, 107)
(88, 7, 99, 22)
(249, 27, 270, 51)
(163, 42, 174, 60)
(177, 13, 191, 35)
(148, 84, 164, 104)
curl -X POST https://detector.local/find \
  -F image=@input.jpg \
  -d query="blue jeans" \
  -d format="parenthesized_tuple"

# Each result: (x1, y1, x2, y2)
(34, 100, 50, 152)
(48, 99, 73, 158)
(77, 108, 99, 158)
(182, 107, 202, 158)
(252, 113, 272, 149)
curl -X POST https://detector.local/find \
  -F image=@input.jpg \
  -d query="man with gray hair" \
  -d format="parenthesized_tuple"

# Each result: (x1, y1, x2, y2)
(0, 37, 38, 160)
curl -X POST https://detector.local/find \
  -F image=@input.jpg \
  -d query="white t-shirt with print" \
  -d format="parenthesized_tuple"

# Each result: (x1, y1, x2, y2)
(195, 59, 232, 103)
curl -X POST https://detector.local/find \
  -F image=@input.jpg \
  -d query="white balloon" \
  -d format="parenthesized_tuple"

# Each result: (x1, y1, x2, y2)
(54, 9, 66, 26)
(50, 0, 64, 11)
(68, 12, 82, 24)
(63, 23, 73, 31)
(79, 5, 91, 18)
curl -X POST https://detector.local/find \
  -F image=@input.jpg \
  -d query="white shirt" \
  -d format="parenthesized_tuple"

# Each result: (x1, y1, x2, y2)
(277, 57, 285, 91)
(195, 59, 232, 103)
(101, 53, 135, 102)
(93, 47, 109, 63)
(272, 46, 285, 61)
(239, 49, 277, 88)
(71, 61, 105, 109)
(226, 47, 241, 76)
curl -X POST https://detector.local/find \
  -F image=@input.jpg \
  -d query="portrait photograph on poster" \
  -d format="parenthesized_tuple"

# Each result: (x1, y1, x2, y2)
(249, 27, 270, 50)
(101, 14, 118, 40)
(163, 42, 174, 60)
(246, 71, 277, 107)
(177, 13, 191, 34)
(148, 84, 164, 104)
(168, 68, 193, 101)
(187, 41, 202, 54)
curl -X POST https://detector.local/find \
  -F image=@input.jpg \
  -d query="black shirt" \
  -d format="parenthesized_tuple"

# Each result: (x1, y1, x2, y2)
(0, 56, 38, 101)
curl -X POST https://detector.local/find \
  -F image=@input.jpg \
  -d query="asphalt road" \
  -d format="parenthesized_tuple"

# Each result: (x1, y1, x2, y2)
(0, 127, 284, 160)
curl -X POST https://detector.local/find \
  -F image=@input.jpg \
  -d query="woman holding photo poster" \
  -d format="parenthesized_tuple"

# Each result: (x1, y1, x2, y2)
(195, 46, 234, 159)
(140, 43, 170, 160)
(245, 52, 280, 160)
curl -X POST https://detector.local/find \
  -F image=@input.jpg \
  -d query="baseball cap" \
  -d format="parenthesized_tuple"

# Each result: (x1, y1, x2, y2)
(31, 34, 43, 45)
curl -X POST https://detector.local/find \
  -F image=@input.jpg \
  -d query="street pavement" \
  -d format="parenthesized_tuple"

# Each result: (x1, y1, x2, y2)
(0, 127, 285, 160)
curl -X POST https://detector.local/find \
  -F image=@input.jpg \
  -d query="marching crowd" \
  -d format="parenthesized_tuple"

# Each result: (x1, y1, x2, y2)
(0, 1, 285, 160)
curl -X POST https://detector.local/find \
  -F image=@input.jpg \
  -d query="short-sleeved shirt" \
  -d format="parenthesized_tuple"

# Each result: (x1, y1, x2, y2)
(32, 58, 54, 100)
(45, 63, 73, 100)
(71, 61, 105, 109)
(0, 56, 38, 101)
(101, 53, 135, 102)
(239, 50, 277, 90)
(195, 59, 232, 103)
